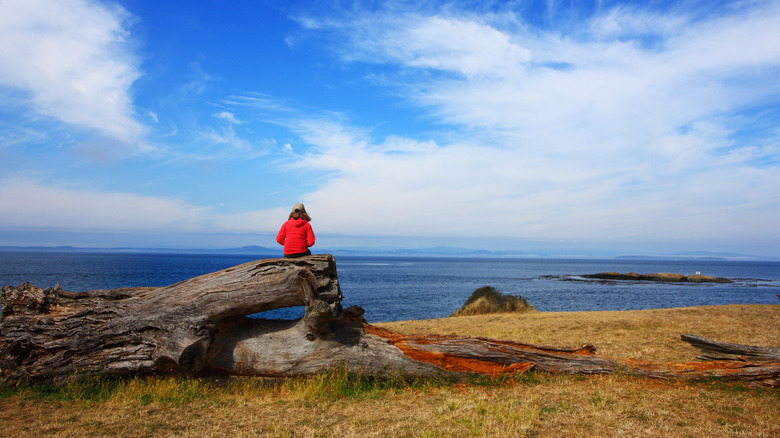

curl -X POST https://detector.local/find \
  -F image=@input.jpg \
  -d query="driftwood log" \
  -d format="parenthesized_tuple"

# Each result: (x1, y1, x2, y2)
(0, 256, 344, 378)
(1, 255, 778, 385)
(680, 334, 780, 362)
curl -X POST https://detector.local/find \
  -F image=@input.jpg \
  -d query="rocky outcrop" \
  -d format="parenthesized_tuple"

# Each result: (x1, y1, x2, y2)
(451, 286, 534, 317)
(582, 272, 732, 283)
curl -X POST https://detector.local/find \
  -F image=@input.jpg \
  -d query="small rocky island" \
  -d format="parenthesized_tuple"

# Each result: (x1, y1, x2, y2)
(3, 256, 778, 385)
(582, 272, 732, 283)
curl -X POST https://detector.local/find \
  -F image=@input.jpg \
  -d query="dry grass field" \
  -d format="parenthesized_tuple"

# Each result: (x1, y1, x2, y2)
(1, 304, 778, 437)
(385, 304, 780, 363)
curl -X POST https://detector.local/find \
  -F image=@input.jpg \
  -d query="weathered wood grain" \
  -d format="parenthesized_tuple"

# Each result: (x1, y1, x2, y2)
(681, 333, 780, 362)
(2, 255, 778, 385)
(0, 255, 341, 378)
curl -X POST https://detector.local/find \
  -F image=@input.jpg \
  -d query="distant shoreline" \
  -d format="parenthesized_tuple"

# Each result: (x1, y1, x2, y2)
(1, 246, 777, 261)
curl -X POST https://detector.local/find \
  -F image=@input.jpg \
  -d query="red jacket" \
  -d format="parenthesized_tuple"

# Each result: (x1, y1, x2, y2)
(276, 218, 315, 255)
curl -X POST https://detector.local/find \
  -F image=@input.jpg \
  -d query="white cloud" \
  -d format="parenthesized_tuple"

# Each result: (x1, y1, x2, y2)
(0, 0, 145, 146)
(4, 2, 775, 253)
(277, 3, 780, 247)
(0, 178, 206, 230)
(279, 120, 777, 242)
(393, 16, 531, 78)
(590, 6, 685, 40)
(213, 207, 290, 234)
(215, 111, 240, 124)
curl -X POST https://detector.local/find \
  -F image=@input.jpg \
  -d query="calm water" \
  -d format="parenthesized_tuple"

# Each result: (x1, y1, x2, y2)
(1, 251, 778, 322)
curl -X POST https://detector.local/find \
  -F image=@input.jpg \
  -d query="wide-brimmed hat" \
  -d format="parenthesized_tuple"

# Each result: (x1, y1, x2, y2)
(292, 203, 306, 213)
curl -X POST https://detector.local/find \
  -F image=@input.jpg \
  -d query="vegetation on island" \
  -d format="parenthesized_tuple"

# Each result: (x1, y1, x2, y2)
(582, 271, 733, 283)
(450, 286, 535, 316)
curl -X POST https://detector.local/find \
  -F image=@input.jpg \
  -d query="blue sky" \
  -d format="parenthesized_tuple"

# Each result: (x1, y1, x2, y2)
(1, 0, 779, 257)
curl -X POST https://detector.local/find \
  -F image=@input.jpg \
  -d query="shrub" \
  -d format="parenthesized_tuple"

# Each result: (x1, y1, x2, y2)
(451, 286, 534, 317)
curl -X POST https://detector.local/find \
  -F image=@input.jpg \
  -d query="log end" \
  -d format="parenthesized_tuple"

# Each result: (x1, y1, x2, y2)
(1, 283, 54, 314)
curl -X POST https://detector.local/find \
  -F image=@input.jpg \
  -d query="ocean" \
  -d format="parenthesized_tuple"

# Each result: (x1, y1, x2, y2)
(1, 251, 778, 322)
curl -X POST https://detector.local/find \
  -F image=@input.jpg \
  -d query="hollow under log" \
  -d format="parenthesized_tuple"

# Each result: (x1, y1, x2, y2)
(1, 255, 778, 386)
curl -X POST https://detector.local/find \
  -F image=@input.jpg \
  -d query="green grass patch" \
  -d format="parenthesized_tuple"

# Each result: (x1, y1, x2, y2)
(283, 366, 455, 400)
(0, 375, 123, 403)
(0, 367, 549, 406)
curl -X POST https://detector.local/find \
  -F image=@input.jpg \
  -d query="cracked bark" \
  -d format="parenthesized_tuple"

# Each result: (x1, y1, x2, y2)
(2, 255, 778, 385)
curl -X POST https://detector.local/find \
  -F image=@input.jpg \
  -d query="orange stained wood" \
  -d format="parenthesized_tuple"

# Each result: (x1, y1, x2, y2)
(364, 323, 780, 381)
(364, 324, 533, 375)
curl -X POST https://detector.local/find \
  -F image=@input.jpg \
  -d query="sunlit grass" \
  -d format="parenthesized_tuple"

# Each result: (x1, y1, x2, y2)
(1, 304, 778, 437)
(386, 304, 780, 362)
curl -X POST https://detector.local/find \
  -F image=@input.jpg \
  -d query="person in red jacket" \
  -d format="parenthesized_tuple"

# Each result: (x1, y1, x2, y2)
(276, 203, 315, 258)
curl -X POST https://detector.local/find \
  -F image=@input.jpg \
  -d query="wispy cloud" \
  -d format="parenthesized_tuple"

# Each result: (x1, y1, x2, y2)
(1, 1, 777, 254)
(0, 0, 145, 148)
(0, 177, 207, 230)
(277, 1, 780, 245)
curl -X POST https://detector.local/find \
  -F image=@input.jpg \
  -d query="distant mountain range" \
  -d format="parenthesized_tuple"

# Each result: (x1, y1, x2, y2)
(0, 245, 281, 255)
(0, 245, 530, 257)
(0, 245, 776, 260)
(615, 251, 777, 261)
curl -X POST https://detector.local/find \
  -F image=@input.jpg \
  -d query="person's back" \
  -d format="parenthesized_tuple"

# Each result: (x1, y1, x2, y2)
(276, 203, 315, 258)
